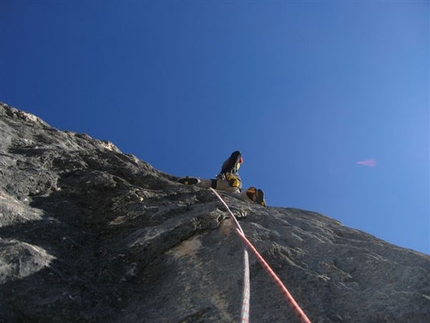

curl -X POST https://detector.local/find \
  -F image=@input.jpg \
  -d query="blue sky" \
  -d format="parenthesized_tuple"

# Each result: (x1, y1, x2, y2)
(1, 1, 428, 254)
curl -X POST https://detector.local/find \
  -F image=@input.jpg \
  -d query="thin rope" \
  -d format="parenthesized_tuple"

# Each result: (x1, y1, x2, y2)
(240, 249, 251, 323)
(210, 188, 312, 323)
(210, 188, 250, 323)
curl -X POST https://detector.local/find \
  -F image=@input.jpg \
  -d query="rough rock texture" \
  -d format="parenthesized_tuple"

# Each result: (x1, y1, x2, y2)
(0, 102, 429, 323)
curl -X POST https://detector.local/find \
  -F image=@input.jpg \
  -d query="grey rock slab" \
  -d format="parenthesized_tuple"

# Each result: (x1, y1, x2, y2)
(0, 102, 429, 323)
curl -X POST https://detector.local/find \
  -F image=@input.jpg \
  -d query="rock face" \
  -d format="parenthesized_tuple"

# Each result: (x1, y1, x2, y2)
(0, 102, 429, 323)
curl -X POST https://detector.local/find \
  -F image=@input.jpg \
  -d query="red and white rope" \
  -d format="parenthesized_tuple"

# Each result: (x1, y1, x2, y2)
(210, 188, 251, 323)
(210, 188, 312, 323)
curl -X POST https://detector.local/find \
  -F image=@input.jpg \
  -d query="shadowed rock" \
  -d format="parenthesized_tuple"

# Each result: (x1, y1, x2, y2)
(0, 102, 429, 323)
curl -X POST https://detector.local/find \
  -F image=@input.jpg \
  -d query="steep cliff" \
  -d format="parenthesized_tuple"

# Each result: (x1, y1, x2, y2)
(0, 103, 429, 323)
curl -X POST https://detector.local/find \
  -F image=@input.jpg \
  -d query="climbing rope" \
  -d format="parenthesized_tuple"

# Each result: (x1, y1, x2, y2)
(209, 188, 251, 323)
(210, 188, 312, 323)
(240, 250, 251, 323)
(240, 248, 251, 323)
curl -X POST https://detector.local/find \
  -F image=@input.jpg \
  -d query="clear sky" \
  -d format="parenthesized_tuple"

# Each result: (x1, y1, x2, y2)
(1, 1, 429, 254)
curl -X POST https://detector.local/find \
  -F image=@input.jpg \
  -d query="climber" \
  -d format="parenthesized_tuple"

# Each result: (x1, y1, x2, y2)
(216, 150, 243, 189)
(177, 150, 266, 206)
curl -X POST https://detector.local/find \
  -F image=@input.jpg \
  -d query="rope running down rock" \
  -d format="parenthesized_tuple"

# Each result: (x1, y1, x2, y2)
(210, 188, 312, 323)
